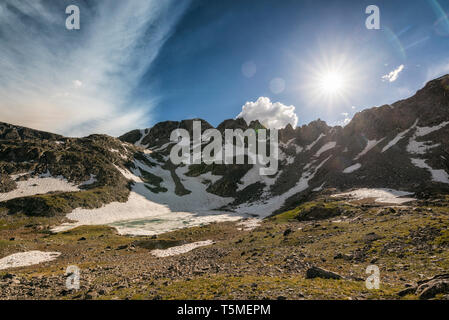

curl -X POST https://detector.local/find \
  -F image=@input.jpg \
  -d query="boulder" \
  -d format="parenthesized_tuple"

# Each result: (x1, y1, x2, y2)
(306, 266, 343, 280)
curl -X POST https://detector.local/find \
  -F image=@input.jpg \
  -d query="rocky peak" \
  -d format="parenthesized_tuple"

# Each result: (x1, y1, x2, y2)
(217, 118, 249, 133)
(296, 119, 330, 145)
(0, 122, 62, 141)
(279, 123, 296, 143)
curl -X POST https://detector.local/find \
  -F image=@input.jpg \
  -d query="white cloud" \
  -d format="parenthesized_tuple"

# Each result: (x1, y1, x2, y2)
(237, 97, 298, 129)
(382, 64, 404, 82)
(0, 0, 190, 137)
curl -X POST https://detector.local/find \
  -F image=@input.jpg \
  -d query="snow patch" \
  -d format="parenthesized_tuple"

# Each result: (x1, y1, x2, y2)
(306, 133, 325, 151)
(237, 164, 277, 191)
(332, 188, 416, 204)
(343, 163, 361, 173)
(312, 182, 325, 192)
(354, 138, 384, 160)
(315, 141, 336, 157)
(0, 251, 61, 270)
(410, 158, 449, 184)
(0, 173, 80, 202)
(237, 218, 261, 231)
(382, 119, 418, 153)
(415, 121, 449, 137)
(151, 240, 214, 257)
(407, 120, 448, 155)
(135, 129, 149, 148)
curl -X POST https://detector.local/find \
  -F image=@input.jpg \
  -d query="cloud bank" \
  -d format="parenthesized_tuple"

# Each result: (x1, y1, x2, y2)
(0, 0, 190, 136)
(237, 97, 298, 129)
(382, 65, 404, 82)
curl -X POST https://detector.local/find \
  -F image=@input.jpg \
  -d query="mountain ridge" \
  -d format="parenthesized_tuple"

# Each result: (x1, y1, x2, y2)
(1, 75, 449, 221)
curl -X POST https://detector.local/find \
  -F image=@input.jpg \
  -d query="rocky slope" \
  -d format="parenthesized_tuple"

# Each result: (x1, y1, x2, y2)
(118, 74, 449, 216)
(1, 75, 449, 221)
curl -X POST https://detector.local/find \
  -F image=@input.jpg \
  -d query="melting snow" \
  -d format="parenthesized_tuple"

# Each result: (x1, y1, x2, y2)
(332, 188, 416, 204)
(237, 163, 277, 192)
(411, 158, 449, 184)
(354, 138, 385, 160)
(315, 142, 336, 157)
(237, 218, 261, 231)
(236, 156, 331, 216)
(382, 119, 418, 153)
(306, 133, 325, 151)
(135, 129, 149, 148)
(343, 163, 362, 173)
(415, 121, 449, 137)
(53, 161, 242, 236)
(151, 240, 214, 258)
(0, 251, 61, 270)
(312, 182, 325, 192)
(0, 173, 80, 202)
(407, 120, 448, 155)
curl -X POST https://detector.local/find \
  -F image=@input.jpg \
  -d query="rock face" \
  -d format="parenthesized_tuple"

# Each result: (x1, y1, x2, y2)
(0, 129, 136, 216)
(1, 75, 449, 218)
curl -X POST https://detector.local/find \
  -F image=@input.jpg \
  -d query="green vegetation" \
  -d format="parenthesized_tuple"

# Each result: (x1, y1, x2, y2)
(153, 275, 399, 300)
(271, 199, 352, 223)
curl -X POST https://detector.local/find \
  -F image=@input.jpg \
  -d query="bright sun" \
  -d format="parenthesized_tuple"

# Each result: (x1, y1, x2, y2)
(319, 72, 346, 95)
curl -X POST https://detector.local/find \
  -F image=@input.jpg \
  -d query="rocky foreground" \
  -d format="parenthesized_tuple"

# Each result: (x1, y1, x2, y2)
(0, 192, 448, 300)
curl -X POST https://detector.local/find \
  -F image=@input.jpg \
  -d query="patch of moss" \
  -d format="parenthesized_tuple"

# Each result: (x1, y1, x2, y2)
(153, 275, 400, 300)
(271, 200, 351, 223)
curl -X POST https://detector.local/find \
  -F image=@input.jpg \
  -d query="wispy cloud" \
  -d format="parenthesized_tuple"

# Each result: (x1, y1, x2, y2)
(0, 0, 190, 136)
(382, 64, 405, 82)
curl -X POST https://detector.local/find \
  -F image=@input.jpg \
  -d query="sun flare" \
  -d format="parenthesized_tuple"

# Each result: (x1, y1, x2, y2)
(319, 72, 346, 95)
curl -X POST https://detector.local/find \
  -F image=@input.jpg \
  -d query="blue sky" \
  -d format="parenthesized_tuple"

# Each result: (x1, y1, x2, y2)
(0, 0, 448, 136)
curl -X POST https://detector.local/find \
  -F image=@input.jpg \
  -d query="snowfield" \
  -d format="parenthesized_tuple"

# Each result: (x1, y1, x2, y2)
(0, 173, 80, 202)
(0, 251, 61, 270)
(151, 240, 214, 258)
(332, 188, 416, 204)
(52, 164, 244, 236)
